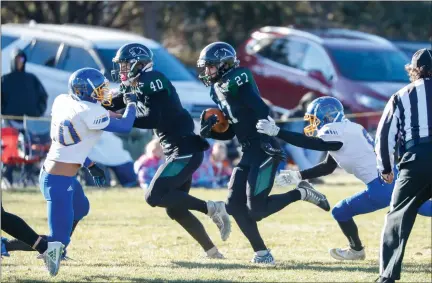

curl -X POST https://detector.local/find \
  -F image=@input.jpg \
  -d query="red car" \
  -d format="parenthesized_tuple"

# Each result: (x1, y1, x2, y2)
(237, 27, 411, 131)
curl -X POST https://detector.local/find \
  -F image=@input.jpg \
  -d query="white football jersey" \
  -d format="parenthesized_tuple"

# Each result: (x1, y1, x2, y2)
(46, 94, 110, 165)
(317, 119, 377, 184)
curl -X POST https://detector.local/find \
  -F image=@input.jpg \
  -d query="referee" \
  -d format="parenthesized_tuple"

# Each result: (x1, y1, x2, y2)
(375, 48, 432, 283)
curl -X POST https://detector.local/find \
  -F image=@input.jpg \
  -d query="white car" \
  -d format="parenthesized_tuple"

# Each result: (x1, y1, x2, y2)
(1, 22, 216, 117)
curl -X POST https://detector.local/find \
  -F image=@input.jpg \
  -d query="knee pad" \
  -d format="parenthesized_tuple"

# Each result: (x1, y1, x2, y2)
(166, 207, 189, 220)
(332, 200, 352, 222)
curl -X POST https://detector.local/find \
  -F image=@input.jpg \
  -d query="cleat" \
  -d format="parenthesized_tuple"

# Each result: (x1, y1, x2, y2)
(207, 201, 231, 241)
(251, 249, 275, 266)
(329, 246, 366, 261)
(41, 242, 64, 276)
(297, 181, 330, 211)
(1, 237, 10, 257)
(204, 246, 225, 259)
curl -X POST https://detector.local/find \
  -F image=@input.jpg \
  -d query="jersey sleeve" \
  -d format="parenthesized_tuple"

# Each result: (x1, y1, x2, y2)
(227, 68, 269, 119)
(82, 104, 111, 130)
(317, 124, 344, 143)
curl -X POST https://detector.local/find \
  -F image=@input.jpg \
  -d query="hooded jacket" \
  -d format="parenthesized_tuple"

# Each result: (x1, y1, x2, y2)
(1, 49, 48, 117)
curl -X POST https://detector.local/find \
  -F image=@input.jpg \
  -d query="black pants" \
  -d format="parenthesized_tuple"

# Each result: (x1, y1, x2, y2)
(379, 143, 432, 280)
(226, 144, 301, 251)
(144, 151, 214, 251)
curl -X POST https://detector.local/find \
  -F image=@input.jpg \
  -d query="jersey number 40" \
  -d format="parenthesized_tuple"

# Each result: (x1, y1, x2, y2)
(52, 120, 81, 146)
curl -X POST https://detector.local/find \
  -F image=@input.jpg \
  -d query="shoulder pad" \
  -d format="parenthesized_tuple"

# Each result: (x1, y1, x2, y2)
(138, 71, 170, 95)
(225, 68, 255, 95)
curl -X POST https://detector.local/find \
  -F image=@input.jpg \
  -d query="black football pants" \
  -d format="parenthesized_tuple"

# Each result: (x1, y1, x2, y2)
(225, 145, 301, 251)
(144, 151, 214, 251)
(379, 143, 432, 280)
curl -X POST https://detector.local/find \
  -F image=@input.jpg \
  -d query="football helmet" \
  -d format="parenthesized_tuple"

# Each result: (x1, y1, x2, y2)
(112, 43, 154, 86)
(68, 68, 112, 106)
(197, 42, 240, 87)
(304, 96, 345, 136)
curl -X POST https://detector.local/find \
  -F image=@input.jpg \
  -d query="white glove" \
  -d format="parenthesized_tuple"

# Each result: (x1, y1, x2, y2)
(275, 170, 302, 186)
(256, 116, 280, 136)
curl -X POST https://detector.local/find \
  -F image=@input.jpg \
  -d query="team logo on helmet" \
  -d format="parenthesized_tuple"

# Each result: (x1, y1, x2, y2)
(214, 48, 233, 60)
(129, 47, 149, 58)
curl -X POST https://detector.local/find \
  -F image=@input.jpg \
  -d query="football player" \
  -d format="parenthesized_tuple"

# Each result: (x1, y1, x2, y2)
(256, 96, 432, 261)
(1, 205, 63, 276)
(197, 42, 330, 265)
(37, 67, 137, 270)
(105, 43, 230, 259)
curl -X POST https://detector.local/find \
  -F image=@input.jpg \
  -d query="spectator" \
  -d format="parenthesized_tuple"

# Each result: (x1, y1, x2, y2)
(1, 48, 48, 187)
(281, 92, 324, 183)
(1, 48, 48, 125)
(192, 149, 216, 188)
(134, 138, 165, 190)
(210, 142, 232, 188)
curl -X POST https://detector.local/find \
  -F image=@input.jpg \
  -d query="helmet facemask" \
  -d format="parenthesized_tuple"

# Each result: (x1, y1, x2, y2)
(304, 114, 321, 137)
(197, 58, 239, 87)
(112, 58, 153, 86)
(88, 78, 112, 106)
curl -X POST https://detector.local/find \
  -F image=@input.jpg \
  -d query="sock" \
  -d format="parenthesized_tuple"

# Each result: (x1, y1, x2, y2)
(169, 210, 214, 251)
(258, 190, 302, 218)
(337, 219, 363, 251)
(256, 249, 269, 256)
(1, 210, 45, 252)
(158, 190, 208, 214)
(297, 188, 306, 200)
(229, 207, 267, 252)
(33, 236, 48, 254)
(5, 238, 34, 252)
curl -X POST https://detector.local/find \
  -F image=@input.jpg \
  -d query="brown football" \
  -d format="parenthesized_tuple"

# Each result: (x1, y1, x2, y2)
(204, 108, 229, 133)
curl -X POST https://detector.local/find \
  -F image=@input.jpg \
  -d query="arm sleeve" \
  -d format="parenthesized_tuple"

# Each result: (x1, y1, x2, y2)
(208, 124, 236, 140)
(277, 129, 343, 151)
(375, 94, 400, 174)
(299, 153, 338, 179)
(102, 103, 136, 133)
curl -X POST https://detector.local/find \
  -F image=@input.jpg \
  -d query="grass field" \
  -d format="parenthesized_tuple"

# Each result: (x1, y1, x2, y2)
(1, 173, 431, 282)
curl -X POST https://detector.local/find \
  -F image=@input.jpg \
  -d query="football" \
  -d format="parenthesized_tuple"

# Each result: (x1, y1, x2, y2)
(204, 108, 229, 133)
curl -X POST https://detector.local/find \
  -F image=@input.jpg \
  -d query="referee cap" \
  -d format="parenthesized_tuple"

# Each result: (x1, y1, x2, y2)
(411, 48, 432, 71)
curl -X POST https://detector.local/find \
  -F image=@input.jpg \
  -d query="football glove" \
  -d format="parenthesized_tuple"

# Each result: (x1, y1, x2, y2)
(123, 92, 138, 105)
(87, 164, 106, 188)
(256, 116, 280, 137)
(260, 141, 286, 160)
(200, 111, 218, 138)
(275, 170, 302, 186)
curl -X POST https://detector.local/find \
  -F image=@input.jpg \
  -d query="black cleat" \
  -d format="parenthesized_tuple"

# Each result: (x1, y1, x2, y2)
(297, 181, 330, 211)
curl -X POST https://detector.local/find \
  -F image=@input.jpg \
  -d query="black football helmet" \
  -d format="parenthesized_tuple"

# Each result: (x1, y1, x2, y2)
(112, 43, 154, 85)
(197, 42, 240, 87)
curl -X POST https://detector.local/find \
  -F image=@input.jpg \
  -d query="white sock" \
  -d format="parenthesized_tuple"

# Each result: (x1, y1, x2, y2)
(297, 187, 306, 200)
(255, 250, 269, 257)
(207, 201, 215, 217)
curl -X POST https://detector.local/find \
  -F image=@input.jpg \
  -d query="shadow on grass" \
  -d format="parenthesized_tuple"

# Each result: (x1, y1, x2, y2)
(169, 260, 431, 274)
(16, 277, 255, 283)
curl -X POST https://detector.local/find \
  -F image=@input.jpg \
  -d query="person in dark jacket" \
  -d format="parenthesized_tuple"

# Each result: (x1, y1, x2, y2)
(1, 48, 48, 119)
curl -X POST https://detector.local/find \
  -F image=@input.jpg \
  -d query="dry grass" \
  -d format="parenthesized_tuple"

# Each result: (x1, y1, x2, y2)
(1, 173, 431, 282)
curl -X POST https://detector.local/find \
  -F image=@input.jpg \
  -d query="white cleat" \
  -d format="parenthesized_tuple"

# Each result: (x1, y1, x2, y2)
(204, 246, 225, 259)
(329, 246, 366, 261)
(207, 201, 231, 241)
(251, 249, 276, 266)
(41, 241, 64, 276)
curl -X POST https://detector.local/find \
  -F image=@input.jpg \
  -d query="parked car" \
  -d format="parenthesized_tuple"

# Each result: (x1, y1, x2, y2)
(391, 40, 431, 58)
(237, 27, 411, 131)
(1, 22, 216, 118)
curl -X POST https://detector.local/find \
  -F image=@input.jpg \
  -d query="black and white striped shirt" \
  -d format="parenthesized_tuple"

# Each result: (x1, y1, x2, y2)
(375, 78, 432, 174)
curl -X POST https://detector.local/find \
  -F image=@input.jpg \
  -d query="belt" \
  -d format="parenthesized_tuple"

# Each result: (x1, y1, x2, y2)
(404, 136, 432, 151)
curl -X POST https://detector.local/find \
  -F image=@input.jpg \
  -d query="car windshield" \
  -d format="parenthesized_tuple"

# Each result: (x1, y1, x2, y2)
(96, 47, 196, 82)
(328, 48, 410, 83)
